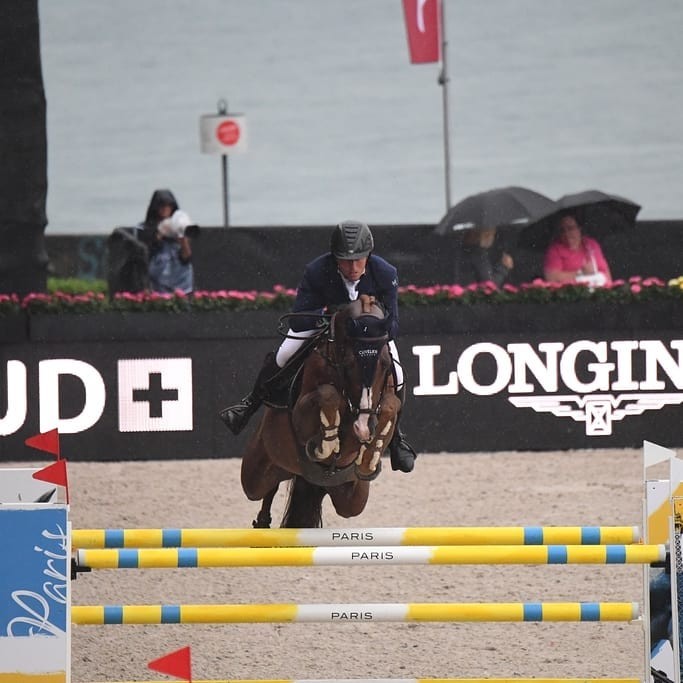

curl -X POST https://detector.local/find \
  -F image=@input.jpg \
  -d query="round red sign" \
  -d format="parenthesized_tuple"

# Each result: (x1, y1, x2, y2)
(215, 120, 241, 146)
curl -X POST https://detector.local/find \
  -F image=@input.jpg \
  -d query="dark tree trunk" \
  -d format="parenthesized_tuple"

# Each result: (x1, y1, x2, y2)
(0, 0, 48, 295)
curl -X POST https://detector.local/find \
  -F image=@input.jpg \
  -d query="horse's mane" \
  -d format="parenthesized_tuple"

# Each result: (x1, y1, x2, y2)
(348, 293, 382, 316)
(359, 294, 380, 315)
(335, 295, 389, 342)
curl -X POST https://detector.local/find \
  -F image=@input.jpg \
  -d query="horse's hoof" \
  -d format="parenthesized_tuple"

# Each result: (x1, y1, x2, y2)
(354, 458, 382, 481)
(305, 440, 334, 462)
(305, 440, 318, 461)
(252, 513, 272, 528)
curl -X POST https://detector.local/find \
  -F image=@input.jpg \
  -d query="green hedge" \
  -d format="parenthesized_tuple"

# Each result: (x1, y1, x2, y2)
(47, 278, 108, 295)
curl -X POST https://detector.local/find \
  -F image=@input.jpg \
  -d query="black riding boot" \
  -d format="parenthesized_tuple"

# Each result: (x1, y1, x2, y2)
(220, 352, 280, 435)
(388, 386, 417, 472)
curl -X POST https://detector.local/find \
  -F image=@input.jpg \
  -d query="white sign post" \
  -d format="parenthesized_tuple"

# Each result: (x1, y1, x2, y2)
(199, 100, 248, 228)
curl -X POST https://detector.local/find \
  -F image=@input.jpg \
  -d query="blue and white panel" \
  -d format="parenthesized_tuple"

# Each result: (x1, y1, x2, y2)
(0, 505, 70, 682)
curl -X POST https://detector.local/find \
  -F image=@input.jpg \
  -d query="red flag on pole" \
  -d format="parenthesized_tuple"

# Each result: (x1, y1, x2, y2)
(402, 0, 441, 64)
(25, 428, 61, 459)
(148, 646, 192, 682)
(32, 460, 69, 504)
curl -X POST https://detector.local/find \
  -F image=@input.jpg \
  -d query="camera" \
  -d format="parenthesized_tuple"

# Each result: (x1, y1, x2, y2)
(158, 210, 200, 239)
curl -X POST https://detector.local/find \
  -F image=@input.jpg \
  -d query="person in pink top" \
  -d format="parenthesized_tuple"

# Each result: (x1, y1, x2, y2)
(543, 213, 612, 287)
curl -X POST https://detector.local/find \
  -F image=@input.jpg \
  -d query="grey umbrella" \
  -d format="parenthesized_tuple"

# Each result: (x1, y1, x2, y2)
(517, 190, 641, 250)
(434, 186, 557, 236)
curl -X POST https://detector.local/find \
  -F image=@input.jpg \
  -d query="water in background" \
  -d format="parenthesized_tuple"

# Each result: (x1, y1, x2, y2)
(39, 0, 683, 234)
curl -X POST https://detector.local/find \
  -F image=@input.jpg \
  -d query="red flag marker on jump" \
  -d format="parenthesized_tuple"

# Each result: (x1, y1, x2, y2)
(148, 645, 192, 682)
(25, 428, 61, 459)
(32, 459, 69, 504)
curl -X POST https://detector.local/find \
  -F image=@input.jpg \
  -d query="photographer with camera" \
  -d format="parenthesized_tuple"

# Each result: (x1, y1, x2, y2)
(138, 188, 198, 294)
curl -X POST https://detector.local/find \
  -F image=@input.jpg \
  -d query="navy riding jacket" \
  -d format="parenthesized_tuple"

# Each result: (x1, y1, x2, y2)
(290, 253, 399, 339)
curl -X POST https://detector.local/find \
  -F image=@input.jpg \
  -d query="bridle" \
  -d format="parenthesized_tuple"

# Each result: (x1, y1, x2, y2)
(317, 309, 392, 419)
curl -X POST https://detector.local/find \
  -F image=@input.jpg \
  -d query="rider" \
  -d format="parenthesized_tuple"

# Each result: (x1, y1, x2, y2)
(220, 220, 417, 473)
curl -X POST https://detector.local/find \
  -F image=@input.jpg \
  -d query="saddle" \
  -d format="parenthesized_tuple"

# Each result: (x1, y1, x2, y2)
(261, 328, 325, 410)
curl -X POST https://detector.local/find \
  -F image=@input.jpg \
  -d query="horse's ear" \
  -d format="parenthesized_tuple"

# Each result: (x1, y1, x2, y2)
(345, 317, 362, 337)
(376, 302, 390, 321)
(346, 316, 379, 339)
(346, 314, 389, 339)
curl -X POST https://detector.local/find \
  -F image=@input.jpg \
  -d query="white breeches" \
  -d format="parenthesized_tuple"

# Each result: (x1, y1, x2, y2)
(275, 329, 404, 390)
(275, 329, 317, 367)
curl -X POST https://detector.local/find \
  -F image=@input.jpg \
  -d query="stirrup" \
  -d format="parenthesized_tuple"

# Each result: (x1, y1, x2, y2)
(389, 435, 417, 473)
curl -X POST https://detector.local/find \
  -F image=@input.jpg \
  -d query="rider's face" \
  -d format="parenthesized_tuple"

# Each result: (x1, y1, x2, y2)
(336, 257, 367, 281)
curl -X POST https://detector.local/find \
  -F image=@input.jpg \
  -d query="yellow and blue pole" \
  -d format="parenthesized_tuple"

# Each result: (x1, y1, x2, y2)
(75, 543, 665, 569)
(71, 601, 640, 625)
(71, 525, 641, 549)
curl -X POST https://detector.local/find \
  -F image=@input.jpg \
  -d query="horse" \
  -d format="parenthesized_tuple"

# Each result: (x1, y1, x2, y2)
(240, 294, 401, 528)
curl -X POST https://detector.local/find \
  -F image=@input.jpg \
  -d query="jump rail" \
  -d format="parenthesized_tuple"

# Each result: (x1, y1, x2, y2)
(71, 525, 641, 549)
(89, 679, 643, 683)
(8, 440, 677, 683)
(71, 601, 640, 625)
(75, 543, 665, 569)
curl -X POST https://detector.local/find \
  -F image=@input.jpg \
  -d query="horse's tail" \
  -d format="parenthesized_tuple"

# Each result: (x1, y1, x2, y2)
(281, 475, 326, 528)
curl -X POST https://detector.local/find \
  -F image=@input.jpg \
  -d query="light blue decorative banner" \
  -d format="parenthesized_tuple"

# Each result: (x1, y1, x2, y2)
(0, 506, 68, 635)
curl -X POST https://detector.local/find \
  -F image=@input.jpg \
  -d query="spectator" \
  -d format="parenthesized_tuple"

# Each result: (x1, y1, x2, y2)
(137, 189, 178, 244)
(456, 227, 514, 286)
(543, 213, 612, 287)
(137, 189, 196, 294)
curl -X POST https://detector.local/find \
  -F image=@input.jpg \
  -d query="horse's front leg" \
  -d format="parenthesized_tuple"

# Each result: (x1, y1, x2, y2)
(292, 384, 344, 461)
(355, 392, 401, 478)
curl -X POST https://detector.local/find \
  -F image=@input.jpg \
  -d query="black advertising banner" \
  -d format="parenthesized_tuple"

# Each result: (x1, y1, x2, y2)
(405, 330, 683, 452)
(1, 310, 683, 461)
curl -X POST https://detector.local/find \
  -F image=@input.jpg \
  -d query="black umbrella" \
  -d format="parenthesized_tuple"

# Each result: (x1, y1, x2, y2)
(517, 190, 641, 250)
(434, 186, 556, 237)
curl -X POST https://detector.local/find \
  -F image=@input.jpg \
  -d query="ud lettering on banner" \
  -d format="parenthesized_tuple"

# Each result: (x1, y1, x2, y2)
(402, 0, 441, 64)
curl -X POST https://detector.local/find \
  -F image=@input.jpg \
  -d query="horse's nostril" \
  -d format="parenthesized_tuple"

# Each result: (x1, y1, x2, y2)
(353, 419, 372, 443)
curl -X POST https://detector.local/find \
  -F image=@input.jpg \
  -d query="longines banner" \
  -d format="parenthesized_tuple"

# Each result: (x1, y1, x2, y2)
(410, 333, 683, 451)
(1, 329, 682, 460)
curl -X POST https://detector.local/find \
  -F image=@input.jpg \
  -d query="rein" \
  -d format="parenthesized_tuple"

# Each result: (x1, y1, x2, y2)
(277, 312, 332, 340)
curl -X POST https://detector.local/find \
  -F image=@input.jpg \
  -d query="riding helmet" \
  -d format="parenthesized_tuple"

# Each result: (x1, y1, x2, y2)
(330, 220, 374, 260)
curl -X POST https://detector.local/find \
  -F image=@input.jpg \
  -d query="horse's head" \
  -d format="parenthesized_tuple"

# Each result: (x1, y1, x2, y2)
(332, 295, 393, 445)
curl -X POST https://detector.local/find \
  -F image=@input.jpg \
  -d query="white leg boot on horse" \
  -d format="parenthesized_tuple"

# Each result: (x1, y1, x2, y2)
(220, 352, 281, 435)
(388, 385, 417, 473)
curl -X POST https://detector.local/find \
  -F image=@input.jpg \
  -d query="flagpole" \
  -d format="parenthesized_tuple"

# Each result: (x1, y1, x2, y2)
(438, 0, 452, 211)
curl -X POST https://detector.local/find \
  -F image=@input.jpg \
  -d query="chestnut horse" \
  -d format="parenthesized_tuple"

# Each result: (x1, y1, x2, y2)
(240, 295, 401, 528)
